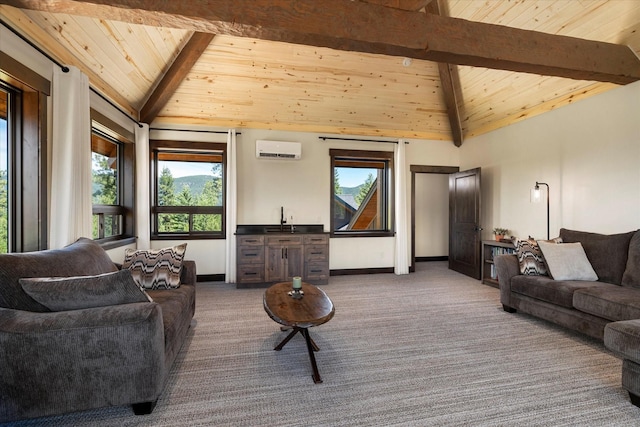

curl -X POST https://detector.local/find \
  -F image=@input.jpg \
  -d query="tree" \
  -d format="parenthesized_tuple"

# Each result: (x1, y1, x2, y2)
(334, 169, 342, 195)
(355, 173, 375, 206)
(158, 167, 177, 232)
(91, 153, 117, 204)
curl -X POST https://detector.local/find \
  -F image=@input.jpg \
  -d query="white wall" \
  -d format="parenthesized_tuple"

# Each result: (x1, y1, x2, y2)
(236, 129, 459, 270)
(415, 173, 449, 257)
(460, 80, 640, 241)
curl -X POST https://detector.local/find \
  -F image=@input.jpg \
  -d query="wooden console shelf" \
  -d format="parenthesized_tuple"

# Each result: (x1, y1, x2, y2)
(481, 240, 515, 288)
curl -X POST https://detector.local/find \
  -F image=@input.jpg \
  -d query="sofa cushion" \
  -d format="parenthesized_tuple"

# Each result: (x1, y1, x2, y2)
(123, 244, 187, 289)
(559, 228, 635, 285)
(0, 238, 118, 312)
(19, 270, 152, 312)
(511, 275, 610, 308)
(574, 286, 640, 322)
(604, 320, 640, 364)
(538, 241, 598, 281)
(622, 231, 640, 289)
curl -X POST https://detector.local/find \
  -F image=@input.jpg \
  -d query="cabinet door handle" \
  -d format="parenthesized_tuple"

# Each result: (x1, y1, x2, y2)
(285, 247, 288, 259)
(246, 272, 257, 276)
(311, 252, 322, 255)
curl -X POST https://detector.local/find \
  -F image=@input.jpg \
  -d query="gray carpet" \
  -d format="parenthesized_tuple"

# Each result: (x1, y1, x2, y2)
(8, 262, 640, 426)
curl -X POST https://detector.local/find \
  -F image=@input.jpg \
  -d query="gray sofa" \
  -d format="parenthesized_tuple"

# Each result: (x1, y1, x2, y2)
(495, 228, 640, 406)
(0, 238, 196, 422)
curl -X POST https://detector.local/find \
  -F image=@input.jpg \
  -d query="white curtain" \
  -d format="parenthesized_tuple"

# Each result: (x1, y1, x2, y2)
(49, 66, 92, 249)
(135, 123, 150, 249)
(394, 139, 409, 274)
(225, 129, 238, 283)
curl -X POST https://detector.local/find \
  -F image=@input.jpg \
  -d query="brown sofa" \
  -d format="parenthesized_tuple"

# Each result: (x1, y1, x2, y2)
(495, 228, 640, 406)
(0, 238, 196, 422)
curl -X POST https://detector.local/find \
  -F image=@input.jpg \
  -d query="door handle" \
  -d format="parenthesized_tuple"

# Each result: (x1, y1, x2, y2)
(475, 226, 483, 231)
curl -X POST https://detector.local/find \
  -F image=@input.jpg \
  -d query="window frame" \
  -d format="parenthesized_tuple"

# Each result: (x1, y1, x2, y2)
(90, 108, 135, 247)
(0, 52, 50, 252)
(330, 148, 394, 238)
(150, 140, 226, 240)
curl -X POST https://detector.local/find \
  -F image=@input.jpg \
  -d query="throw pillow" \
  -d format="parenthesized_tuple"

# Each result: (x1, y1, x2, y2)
(515, 239, 548, 276)
(538, 241, 598, 281)
(123, 243, 187, 289)
(19, 270, 152, 312)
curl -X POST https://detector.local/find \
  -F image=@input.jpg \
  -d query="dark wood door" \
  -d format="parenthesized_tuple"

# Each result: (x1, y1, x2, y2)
(448, 168, 482, 279)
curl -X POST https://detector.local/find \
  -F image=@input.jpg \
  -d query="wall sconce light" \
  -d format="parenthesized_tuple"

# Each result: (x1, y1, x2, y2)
(532, 182, 550, 239)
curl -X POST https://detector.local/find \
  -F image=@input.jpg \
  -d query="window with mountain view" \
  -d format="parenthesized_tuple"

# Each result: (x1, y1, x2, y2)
(330, 149, 393, 237)
(151, 141, 225, 239)
(91, 111, 134, 243)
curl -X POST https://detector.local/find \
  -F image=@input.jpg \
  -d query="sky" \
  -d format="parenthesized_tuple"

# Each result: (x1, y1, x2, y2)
(336, 167, 375, 188)
(160, 160, 216, 178)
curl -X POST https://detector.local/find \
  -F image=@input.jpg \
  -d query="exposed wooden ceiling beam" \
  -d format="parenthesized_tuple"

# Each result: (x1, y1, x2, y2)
(426, 0, 463, 147)
(358, 0, 432, 11)
(140, 31, 214, 124)
(3, 0, 640, 85)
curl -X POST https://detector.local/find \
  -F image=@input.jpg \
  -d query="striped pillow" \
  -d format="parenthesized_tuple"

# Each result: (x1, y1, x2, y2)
(516, 239, 547, 276)
(123, 243, 187, 289)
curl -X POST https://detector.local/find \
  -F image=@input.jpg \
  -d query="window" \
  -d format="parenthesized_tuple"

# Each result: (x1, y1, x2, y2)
(0, 84, 11, 253)
(151, 140, 226, 239)
(1, 52, 50, 252)
(90, 109, 134, 243)
(330, 149, 393, 237)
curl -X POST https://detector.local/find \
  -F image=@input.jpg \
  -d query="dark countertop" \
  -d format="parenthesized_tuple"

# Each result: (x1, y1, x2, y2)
(235, 224, 327, 235)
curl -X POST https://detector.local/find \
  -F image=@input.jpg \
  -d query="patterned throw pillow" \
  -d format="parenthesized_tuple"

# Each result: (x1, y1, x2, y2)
(123, 243, 187, 289)
(516, 239, 547, 276)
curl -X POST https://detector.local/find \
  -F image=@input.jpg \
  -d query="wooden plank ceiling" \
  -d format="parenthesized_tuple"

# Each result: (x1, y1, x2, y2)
(1, 0, 639, 145)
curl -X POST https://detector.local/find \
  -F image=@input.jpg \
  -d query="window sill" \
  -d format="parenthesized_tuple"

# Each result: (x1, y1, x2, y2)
(330, 231, 394, 238)
(98, 236, 136, 250)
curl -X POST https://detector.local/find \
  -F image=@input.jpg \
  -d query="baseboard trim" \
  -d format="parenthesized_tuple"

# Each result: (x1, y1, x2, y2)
(197, 274, 225, 282)
(330, 267, 394, 276)
(416, 256, 448, 262)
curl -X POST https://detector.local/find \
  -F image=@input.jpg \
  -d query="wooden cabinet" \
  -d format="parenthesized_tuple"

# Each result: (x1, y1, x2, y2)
(481, 240, 515, 288)
(265, 235, 304, 282)
(237, 235, 265, 284)
(236, 233, 329, 287)
(303, 234, 329, 284)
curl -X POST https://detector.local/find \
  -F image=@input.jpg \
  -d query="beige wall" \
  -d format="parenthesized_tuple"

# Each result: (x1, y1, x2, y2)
(460, 80, 640, 241)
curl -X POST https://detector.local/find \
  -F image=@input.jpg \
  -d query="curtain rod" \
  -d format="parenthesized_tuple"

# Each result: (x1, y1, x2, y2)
(319, 136, 404, 144)
(1, 19, 143, 128)
(150, 128, 241, 135)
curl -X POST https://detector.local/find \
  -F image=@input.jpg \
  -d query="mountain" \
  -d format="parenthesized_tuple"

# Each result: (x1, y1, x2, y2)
(173, 175, 214, 197)
(339, 185, 365, 196)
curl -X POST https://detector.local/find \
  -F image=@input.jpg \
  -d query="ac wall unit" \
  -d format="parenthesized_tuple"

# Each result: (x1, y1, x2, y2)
(255, 140, 302, 159)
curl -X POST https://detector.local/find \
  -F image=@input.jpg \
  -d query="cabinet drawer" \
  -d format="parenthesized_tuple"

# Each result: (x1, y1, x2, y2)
(303, 234, 329, 245)
(237, 265, 265, 283)
(237, 235, 264, 246)
(266, 235, 303, 246)
(304, 262, 329, 284)
(305, 245, 328, 262)
(237, 245, 265, 264)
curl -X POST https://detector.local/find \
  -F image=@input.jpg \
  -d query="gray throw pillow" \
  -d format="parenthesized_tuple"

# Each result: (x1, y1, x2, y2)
(19, 269, 152, 312)
(122, 243, 187, 289)
(538, 241, 598, 281)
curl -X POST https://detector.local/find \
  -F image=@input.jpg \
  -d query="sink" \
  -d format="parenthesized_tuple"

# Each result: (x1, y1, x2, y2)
(236, 224, 325, 235)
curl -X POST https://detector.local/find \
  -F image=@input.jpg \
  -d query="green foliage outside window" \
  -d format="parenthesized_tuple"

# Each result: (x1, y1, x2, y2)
(156, 162, 223, 233)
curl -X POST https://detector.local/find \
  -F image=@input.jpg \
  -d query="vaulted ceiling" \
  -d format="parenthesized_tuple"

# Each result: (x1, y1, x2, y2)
(1, 0, 639, 145)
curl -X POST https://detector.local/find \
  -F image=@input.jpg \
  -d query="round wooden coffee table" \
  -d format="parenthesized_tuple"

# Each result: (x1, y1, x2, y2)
(263, 281, 335, 383)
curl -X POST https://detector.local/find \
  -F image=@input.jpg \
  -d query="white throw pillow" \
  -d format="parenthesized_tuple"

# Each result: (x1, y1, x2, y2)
(538, 241, 598, 281)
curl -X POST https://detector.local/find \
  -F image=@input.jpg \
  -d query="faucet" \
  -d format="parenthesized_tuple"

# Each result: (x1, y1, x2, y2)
(280, 206, 287, 232)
